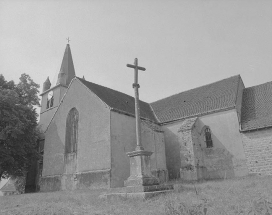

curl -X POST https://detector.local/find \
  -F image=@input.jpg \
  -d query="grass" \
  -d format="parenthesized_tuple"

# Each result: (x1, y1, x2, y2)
(0, 175, 271, 215)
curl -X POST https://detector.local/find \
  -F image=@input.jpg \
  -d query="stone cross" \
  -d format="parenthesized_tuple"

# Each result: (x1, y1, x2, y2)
(66, 37, 70, 44)
(127, 58, 146, 151)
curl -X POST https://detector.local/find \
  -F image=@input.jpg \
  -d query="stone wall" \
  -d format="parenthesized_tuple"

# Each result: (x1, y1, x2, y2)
(179, 129, 197, 181)
(40, 170, 110, 191)
(241, 128, 272, 175)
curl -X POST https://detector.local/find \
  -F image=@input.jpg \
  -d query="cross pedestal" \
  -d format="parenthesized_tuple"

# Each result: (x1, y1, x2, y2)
(124, 150, 159, 187)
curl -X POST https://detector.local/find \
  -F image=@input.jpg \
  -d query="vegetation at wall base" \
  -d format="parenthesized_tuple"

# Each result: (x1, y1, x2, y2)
(0, 175, 271, 215)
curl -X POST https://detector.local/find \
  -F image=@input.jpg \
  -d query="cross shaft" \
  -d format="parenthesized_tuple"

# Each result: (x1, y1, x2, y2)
(126, 58, 146, 151)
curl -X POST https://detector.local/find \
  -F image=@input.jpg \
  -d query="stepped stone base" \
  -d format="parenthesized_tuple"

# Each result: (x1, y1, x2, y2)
(99, 184, 174, 200)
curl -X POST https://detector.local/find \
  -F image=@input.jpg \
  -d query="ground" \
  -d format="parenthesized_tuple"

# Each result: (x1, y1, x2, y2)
(0, 175, 271, 215)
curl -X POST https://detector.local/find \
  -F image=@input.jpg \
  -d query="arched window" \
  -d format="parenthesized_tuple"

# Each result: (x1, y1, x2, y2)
(65, 108, 79, 154)
(46, 96, 54, 109)
(46, 91, 54, 109)
(205, 127, 213, 148)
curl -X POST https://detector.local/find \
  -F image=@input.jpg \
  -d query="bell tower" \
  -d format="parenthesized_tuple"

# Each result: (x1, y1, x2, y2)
(39, 43, 76, 131)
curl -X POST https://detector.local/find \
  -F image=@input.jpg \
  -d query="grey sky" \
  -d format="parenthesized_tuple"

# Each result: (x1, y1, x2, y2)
(1, 0, 272, 103)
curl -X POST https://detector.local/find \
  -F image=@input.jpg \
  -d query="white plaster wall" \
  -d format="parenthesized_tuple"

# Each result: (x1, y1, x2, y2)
(163, 122, 184, 179)
(164, 109, 248, 180)
(110, 111, 166, 188)
(197, 109, 248, 177)
(42, 79, 111, 177)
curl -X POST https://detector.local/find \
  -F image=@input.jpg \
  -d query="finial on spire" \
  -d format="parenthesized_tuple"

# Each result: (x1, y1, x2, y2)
(66, 37, 70, 44)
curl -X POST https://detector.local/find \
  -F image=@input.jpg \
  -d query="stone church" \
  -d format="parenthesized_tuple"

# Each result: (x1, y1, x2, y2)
(37, 44, 272, 192)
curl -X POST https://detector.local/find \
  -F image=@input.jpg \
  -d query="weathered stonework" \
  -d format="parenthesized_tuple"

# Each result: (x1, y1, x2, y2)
(40, 170, 110, 192)
(242, 128, 272, 175)
(40, 175, 62, 192)
(202, 148, 234, 179)
(151, 169, 168, 184)
(178, 118, 199, 181)
(179, 130, 197, 181)
(124, 150, 159, 187)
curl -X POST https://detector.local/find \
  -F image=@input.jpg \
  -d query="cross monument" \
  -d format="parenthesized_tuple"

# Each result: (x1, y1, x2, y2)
(99, 59, 174, 199)
(125, 58, 159, 187)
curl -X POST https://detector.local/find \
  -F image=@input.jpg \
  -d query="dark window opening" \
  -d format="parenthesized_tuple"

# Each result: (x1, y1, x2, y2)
(205, 127, 213, 148)
(46, 96, 54, 109)
(65, 108, 79, 154)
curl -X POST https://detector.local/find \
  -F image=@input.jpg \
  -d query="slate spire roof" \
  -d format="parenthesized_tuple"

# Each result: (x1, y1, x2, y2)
(57, 44, 76, 86)
(241, 81, 272, 131)
(150, 75, 242, 123)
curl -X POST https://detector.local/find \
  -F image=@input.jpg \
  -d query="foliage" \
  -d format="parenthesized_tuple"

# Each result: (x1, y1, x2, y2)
(0, 74, 40, 179)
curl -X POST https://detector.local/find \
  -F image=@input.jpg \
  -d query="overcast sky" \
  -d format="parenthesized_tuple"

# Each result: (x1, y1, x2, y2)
(1, 0, 272, 104)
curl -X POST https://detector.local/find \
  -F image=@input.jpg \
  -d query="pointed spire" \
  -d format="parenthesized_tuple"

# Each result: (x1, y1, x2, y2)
(43, 77, 51, 92)
(57, 44, 76, 86)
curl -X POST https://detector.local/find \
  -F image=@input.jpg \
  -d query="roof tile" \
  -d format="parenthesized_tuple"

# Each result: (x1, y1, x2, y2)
(78, 78, 158, 122)
(241, 81, 272, 131)
(151, 75, 241, 123)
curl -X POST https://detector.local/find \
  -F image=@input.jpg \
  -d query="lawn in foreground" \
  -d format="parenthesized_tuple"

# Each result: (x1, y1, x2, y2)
(0, 175, 271, 215)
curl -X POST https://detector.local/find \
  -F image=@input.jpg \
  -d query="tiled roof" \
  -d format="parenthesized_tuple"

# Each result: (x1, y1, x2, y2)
(151, 75, 241, 123)
(78, 78, 158, 122)
(241, 81, 272, 131)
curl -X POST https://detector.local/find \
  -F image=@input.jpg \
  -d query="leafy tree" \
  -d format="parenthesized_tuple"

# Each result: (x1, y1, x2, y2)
(0, 74, 40, 179)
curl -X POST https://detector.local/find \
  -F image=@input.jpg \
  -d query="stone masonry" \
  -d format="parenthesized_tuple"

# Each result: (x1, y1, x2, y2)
(242, 128, 272, 175)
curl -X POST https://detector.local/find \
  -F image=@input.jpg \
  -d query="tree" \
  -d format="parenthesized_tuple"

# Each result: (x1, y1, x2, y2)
(0, 74, 40, 179)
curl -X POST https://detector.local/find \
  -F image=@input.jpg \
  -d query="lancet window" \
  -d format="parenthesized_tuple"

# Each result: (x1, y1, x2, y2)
(46, 91, 54, 109)
(65, 108, 79, 154)
(205, 127, 213, 148)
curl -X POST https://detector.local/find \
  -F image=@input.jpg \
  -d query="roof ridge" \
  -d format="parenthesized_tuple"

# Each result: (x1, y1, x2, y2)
(151, 75, 241, 123)
(244, 80, 272, 90)
(77, 77, 158, 122)
(149, 103, 161, 123)
(151, 75, 241, 104)
(77, 77, 138, 100)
